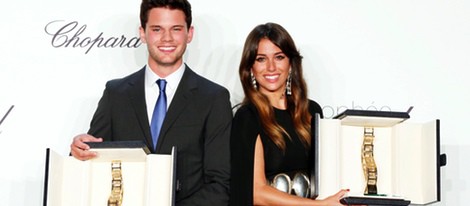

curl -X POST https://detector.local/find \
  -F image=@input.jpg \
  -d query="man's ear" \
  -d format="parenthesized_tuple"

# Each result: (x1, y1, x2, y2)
(139, 26, 147, 44)
(187, 26, 194, 43)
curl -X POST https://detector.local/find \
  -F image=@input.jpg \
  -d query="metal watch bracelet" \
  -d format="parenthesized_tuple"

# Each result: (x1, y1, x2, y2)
(362, 127, 378, 195)
(108, 160, 123, 206)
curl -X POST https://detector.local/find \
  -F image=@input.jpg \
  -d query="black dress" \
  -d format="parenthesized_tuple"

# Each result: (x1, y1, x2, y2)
(230, 100, 323, 206)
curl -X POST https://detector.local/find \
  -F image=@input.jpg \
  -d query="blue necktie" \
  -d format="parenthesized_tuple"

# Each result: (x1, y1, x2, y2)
(151, 79, 167, 150)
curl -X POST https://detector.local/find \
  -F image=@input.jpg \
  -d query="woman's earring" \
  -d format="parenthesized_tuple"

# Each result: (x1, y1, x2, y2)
(286, 69, 292, 95)
(251, 71, 257, 89)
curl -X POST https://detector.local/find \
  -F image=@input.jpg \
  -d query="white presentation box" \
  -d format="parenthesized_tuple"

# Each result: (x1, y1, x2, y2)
(43, 141, 176, 206)
(313, 110, 446, 205)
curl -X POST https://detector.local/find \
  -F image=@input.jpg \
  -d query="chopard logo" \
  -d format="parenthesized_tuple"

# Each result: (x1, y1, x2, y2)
(322, 101, 393, 119)
(44, 20, 142, 54)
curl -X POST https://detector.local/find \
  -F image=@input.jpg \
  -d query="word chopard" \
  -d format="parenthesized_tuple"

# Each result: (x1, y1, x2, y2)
(44, 20, 141, 54)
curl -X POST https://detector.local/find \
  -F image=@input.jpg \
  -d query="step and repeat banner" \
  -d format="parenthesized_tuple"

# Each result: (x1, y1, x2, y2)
(1, 0, 469, 205)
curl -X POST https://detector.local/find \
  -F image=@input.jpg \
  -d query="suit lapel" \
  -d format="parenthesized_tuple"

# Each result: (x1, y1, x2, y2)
(126, 67, 154, 151)
(156, 66, 198, 152)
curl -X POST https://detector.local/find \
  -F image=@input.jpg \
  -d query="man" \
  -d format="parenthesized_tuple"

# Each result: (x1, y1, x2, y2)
(69, 0, 231, 205)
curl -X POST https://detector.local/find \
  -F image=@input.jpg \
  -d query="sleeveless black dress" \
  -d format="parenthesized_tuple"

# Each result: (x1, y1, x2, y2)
(230, 100, 323, 206)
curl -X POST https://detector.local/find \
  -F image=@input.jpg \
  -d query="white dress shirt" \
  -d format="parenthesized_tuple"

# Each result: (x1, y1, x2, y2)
(145, 63, 185, 124)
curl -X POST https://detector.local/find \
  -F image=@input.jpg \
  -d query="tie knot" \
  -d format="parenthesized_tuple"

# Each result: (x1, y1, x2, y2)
(157, 79, 167, 92)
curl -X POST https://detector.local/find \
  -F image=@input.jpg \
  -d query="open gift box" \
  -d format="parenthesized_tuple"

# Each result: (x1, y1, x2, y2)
(312, 109, 446, 205)
(43, 141, 176, 206)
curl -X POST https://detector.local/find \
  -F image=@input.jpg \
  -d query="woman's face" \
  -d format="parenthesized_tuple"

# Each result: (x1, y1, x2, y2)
(251, 38, 290, 96)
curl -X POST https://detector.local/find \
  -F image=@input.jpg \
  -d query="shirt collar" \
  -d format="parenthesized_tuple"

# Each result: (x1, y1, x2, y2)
(145, 63, 186, 91)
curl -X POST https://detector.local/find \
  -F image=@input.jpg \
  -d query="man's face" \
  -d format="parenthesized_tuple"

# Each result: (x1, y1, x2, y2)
(140, 7, 193, 71)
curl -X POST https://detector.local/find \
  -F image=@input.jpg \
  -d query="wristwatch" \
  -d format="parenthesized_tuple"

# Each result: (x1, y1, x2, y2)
(108, 160, 123, 206)
(362, 127, 378, 195)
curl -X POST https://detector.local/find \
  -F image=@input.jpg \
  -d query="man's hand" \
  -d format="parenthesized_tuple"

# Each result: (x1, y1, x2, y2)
(70, 134, 103, 160)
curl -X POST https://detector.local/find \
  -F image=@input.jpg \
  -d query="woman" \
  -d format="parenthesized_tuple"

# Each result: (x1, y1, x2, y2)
(230, 22, 348, 206)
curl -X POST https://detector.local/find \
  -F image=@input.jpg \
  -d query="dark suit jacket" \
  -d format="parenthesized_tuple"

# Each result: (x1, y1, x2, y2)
(88, 65, 232, 205)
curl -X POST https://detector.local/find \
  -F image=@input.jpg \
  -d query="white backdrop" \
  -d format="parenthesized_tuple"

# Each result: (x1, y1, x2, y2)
(1, 0, 469, 205)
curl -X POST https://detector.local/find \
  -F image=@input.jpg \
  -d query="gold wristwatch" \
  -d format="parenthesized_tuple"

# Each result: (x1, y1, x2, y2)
(362, 127, 378, 195)
(108, 160, 123, 206)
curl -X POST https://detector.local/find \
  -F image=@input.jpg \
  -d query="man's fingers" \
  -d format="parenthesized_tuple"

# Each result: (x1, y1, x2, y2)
(70, 134, 103, 160)
(71, 144, 98, 160)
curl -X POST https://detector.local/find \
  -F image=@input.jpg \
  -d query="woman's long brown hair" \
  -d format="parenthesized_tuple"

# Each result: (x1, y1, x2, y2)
(239, 22, 311, 151)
